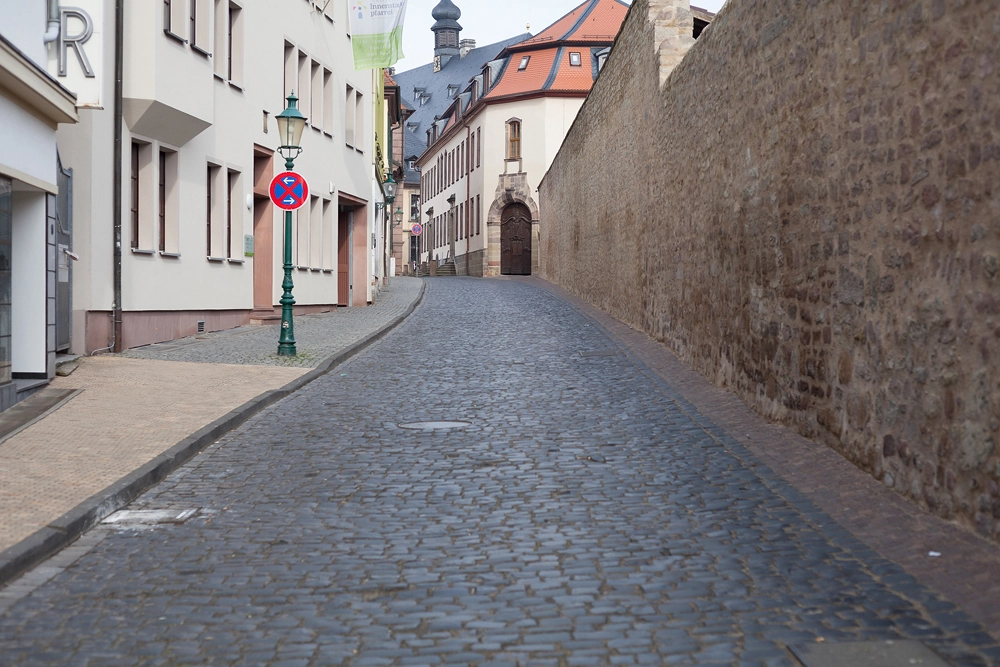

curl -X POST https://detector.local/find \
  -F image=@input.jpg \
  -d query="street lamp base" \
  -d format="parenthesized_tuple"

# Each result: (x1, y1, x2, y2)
(277, 343, 297, 357)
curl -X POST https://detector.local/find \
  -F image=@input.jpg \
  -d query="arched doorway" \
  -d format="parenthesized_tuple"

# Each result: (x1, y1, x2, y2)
(500, 203, 532, 276)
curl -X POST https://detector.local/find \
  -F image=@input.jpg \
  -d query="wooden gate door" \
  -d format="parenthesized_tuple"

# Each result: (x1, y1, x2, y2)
(500, 203, 532, 276)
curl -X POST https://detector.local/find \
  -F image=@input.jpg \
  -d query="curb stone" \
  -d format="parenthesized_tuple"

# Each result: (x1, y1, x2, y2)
(0, 280, 426, 588)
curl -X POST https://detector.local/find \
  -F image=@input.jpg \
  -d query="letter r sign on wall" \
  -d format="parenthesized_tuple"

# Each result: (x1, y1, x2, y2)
(47, 0, 103, 108)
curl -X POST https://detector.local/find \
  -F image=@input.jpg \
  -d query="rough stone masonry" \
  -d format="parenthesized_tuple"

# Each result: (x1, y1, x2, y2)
(540, 0, 1000, 540)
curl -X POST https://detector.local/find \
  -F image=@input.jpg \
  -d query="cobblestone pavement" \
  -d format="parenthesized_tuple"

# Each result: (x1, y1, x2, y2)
(124, 277, 423, 368)
(1, 278, 998, 666)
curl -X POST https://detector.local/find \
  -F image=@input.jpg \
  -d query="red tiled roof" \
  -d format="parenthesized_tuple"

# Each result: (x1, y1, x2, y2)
(516, 0, 628, 48)
(483, 0, 627, 101)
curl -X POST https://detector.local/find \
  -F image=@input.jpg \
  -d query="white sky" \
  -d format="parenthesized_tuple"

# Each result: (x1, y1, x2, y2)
(395, 0, 727, 73)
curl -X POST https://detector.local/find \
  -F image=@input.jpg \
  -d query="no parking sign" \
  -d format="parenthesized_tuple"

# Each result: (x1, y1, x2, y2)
(269, 172, 309, 211)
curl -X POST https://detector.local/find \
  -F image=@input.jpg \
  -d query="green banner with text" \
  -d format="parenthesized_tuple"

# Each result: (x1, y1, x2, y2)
(349, 1, 408, 70)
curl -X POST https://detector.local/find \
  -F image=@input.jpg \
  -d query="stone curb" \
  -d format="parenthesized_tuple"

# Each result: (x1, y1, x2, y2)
(0, 280, 426, 588)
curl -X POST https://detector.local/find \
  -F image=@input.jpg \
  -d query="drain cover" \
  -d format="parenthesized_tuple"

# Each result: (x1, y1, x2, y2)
(790, 640, 950, 667)
(399, 421, 471, 431)
(102, 509, 199, 527)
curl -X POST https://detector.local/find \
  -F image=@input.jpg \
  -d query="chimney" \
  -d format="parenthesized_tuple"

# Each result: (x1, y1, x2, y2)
(460, 39, 476, 58)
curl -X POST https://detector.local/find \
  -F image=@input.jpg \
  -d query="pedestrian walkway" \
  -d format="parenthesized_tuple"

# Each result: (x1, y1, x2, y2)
(0, 278, 996, 666)
(0, 277, 423, 574)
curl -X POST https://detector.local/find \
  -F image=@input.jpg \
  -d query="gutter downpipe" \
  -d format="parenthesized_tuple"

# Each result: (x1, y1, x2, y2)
(42, 0, 60, 44)
(112, 0, 124, 352)
(465, 124, 470, 277)
(90, 0, 124, 355)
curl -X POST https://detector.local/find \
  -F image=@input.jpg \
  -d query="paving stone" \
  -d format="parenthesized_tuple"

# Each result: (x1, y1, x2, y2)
(0, 278, 995, 665)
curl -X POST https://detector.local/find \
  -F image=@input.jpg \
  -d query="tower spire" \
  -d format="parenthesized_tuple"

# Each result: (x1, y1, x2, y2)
(431, 0, 462, 71)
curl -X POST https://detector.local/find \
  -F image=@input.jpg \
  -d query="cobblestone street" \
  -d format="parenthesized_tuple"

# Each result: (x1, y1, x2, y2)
(1, 278, 998, 666)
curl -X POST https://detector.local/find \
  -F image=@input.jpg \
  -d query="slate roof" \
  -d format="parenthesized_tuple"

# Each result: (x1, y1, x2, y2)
(393, 34, 530, 185)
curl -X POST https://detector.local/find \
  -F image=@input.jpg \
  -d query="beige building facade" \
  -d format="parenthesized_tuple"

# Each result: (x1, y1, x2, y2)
(55, 0, 377, 354)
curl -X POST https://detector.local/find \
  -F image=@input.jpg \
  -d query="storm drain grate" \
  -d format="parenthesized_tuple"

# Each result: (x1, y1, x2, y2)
(102, 509, 199, 528)
(399, 421, 471, 431)
(790, 640, 951, 667)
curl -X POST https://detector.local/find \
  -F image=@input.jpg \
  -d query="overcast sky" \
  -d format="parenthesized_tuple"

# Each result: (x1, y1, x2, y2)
(394, 0, 728, 73)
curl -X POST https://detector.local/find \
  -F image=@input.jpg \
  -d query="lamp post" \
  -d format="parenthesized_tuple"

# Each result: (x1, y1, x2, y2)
(275, 92, 307, 357)
(382, 173, 397, 284)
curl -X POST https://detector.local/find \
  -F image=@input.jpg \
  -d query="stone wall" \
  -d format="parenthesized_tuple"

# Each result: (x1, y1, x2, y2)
(540, 0, 1000, 538)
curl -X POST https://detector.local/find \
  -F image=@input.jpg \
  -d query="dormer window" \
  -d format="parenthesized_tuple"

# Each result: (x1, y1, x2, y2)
(569, 52, 582, 67)
(447, 84, 458, 96)
(596, 48, 611, 73)
(406, 122, 419, 133)
(518, 56, 530, 71)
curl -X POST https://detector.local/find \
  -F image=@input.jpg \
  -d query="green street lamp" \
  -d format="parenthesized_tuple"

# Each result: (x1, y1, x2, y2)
(275, 92, 307, 357)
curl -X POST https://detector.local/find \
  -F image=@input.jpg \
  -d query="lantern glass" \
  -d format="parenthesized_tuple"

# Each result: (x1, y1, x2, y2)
(276, 92, 307, 150)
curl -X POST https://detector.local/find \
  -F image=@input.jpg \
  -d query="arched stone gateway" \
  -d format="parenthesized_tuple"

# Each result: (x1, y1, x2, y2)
(485, 172, 539, 277)
(500, 203, 532, 276)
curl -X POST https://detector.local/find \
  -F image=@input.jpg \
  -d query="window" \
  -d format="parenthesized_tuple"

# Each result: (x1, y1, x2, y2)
(131, 143, 140, 249)
(410, 194, 419, 221)
(311, 60, 322, 130)
(130, 142, 154, 250)
(227, 2, 243, 86)
(283, 41, 296, 98)
(477, 127, 481, 168)
(310, 195, 321, 268)
(226, 170, 238, 259)
(322, 199, 334, 270)
(345, 85, 356, 147)
(476, 195, 480, 236)
(206, 165, 214, 255)
(298, 51, 309, 116)
(164, 0, 186, 39)
(569, 51, 582, 67)
(158, 152, 166, 251)
(213, 0, 226, 76)
(507, 119, 522, 160)
(355, 91, 364, 151)
(189, 0, 212, 53)
(323, 68, 333, 133)
(596, 49, 610, 73)
(518, 56, 530, 71)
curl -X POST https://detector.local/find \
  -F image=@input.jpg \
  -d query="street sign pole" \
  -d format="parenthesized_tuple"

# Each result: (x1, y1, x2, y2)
(269, 169, 309, 357)
(278, 206, 296, 356)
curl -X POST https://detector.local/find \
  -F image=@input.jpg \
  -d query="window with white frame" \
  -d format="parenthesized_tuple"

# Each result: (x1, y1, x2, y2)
(190, 0, 211, 53)
(345, 84, 356, 147)
(158, 148, 180, 254)
(227, 2, 243, 86)
(506, 119, 522, 160)
(213, 0, 226, 77)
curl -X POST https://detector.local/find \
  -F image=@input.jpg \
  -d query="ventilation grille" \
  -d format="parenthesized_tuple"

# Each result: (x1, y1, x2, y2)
(196, 321, 206, 334)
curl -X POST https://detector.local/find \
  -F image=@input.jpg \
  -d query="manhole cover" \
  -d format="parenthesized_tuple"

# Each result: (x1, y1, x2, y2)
(102, 509, 199, 527)
(398, 421, 471, 431)
(790, 640, 950, 667)
(580, 350, 617, 358)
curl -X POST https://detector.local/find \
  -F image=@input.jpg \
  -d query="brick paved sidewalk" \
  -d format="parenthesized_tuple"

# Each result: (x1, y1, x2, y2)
(0, 277, 423, 561)
(525, 276, 1000, 641)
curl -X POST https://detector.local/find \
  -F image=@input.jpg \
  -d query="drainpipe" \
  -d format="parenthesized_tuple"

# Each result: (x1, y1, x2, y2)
(465, 124, 471, 277)
(42, 0, 60, 44)
(112, 0, 124, 351)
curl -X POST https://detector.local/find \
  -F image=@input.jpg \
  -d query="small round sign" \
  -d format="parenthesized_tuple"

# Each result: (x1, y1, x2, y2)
(269, 172, 309, 211)
(411, 222, 423, 236)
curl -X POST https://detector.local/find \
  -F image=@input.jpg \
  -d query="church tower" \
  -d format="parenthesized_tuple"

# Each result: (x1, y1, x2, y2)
(431, 0, 462, 71)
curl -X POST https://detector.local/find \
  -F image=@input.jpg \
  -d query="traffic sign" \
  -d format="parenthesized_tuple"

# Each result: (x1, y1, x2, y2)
(269, 172, 309, 211)
(411, 222, 423, 236)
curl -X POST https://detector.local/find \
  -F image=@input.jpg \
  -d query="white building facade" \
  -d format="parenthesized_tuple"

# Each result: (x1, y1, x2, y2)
(55, 0, 377, 354)
(0, 1, 78, 410)
(414, 0, 630, 277)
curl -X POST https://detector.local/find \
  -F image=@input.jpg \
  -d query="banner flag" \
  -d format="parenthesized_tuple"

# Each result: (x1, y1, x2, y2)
(349, 1, 408, 70)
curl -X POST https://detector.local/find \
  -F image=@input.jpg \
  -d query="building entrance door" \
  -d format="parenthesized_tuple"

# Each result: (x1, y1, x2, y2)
(338, 209, 351, 306)
(500, 203, 532, 276)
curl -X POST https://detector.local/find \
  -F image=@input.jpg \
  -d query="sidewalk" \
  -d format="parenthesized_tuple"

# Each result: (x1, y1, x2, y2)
(0, 277, 424, 583)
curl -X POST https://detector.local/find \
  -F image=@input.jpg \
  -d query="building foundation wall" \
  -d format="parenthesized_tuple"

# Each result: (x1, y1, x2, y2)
(540, 0, 1000, 539)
